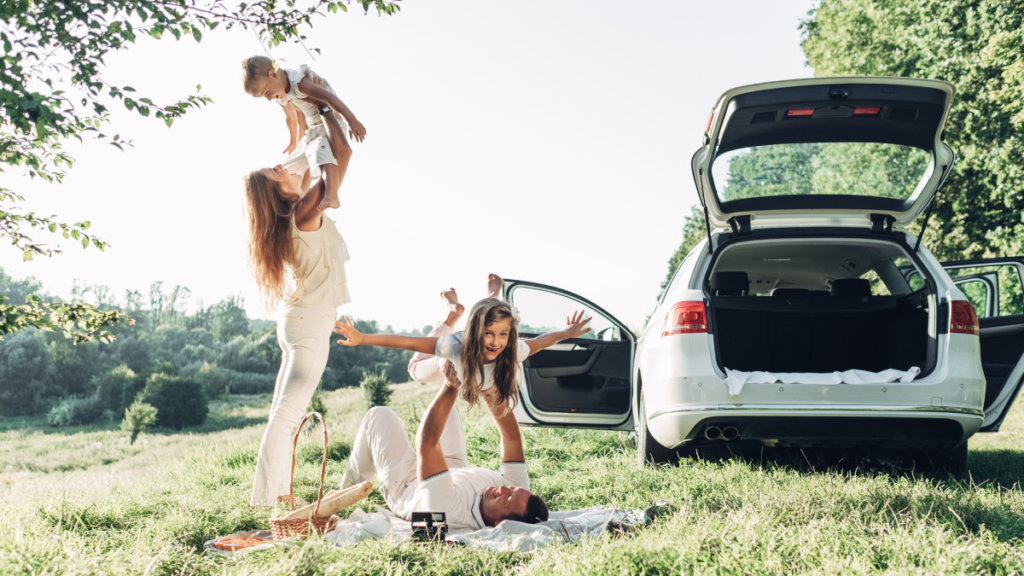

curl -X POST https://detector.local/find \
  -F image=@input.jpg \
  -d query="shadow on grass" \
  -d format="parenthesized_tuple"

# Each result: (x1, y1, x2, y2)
(666, 441, 1024, 543)
(673, 441, 1024, 488)
(186, 414, 267, 434)
(962, 449, 1024, 489)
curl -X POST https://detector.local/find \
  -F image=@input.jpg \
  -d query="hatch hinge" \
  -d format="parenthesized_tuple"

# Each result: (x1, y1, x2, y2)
(870, 213, 895, 234)
(727, 215, 751, 235)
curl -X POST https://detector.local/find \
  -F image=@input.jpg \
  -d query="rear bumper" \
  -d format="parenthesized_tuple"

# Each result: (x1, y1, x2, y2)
(648, 404, 983, 449)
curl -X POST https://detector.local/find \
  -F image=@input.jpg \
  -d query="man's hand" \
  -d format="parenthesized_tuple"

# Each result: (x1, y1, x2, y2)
(441, 360, 461, 391)
(333, 317, 365, 346)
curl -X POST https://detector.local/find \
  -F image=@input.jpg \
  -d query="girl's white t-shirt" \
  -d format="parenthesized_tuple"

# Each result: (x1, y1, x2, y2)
(434, 332, 531, 391)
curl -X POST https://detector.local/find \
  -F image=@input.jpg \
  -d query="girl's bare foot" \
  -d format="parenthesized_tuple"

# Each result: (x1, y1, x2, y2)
(317, 194, 341, 212)
(441, 288, 464, 327)
(486, 273, 502, 299)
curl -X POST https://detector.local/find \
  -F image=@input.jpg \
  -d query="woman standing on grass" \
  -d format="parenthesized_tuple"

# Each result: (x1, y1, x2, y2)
(243, 100, 354, 507)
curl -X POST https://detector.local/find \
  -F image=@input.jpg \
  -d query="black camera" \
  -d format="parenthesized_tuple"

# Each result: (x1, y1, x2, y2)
(410, 511, 448, 542)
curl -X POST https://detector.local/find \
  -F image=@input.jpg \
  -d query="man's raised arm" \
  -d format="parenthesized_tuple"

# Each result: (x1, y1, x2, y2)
(415, 367, 460, 481)
(482, 389, 525, 463)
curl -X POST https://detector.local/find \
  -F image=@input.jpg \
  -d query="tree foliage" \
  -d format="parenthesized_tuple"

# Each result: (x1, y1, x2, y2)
(0, 0, 400, 340)
(661, 204, 707, 290)
(801, 0, 1024, 259)
(0, 267, 415, 423)
(662, 0, 1024, 285)
(0, 329, 53, 415)
(0, 293, 124, 343)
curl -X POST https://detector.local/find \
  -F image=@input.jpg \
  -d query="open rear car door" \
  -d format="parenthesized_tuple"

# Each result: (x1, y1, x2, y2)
(943, 258, 1024, 431)
(503, 279, 634, 430)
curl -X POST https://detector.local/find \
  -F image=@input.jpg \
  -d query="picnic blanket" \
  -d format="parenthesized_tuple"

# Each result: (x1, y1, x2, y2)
(206, 503, 663, 554)
(327, 503, 662, 552)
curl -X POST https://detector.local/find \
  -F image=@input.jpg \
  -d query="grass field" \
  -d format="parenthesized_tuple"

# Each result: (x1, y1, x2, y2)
(2, 381, 1023, 575)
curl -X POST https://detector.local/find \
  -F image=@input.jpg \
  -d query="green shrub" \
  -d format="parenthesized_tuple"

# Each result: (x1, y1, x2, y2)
(47, 391, 104, 427)
(91, 364, 138, 415)
(223, 368, 274, 395)
(120, 400, 158, 444)
(139, 371, 207, 429)
(193, 363, 274, 397)
(299, 390, 329, 436)
(309, 389, 327, 418)
(360, 371, 392, 408)
(193, 361, 229, 399)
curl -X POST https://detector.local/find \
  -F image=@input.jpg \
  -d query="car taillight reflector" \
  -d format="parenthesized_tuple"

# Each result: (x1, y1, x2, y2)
(950, 300, 979, 335)
(705, 110, 714, 134)
(662, 301, 707, 336)
(853, 106, 881, 115)
(786, 108, 815, 117)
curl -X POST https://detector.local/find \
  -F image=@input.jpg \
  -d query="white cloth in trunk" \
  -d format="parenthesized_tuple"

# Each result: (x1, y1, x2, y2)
(724, 366, 921, 396)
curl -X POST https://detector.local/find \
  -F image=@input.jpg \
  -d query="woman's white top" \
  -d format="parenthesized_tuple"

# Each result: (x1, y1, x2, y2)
(287, 213, 351, 309)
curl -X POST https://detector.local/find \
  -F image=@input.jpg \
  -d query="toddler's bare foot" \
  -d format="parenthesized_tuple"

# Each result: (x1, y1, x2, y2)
(317, 194, 341, 212)
(486, 273, 502, 299)
(441, 288, 464, 327)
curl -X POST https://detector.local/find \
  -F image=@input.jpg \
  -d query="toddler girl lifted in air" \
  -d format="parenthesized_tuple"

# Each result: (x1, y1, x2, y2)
(242, 55, 367, 212)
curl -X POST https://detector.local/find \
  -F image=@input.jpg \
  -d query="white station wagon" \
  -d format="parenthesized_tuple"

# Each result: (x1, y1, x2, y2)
(506, 77, 1024, 470)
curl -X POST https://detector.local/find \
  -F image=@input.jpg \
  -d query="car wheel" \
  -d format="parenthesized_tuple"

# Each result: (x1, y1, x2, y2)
(636, 387, 675, 466)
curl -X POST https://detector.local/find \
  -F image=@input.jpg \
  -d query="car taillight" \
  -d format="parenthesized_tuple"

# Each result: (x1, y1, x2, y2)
(662, 301, 707, 336)
(950, 300, 979, 335)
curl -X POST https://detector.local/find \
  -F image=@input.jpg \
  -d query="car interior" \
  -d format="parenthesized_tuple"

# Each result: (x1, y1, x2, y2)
(705, 237, 935, 374)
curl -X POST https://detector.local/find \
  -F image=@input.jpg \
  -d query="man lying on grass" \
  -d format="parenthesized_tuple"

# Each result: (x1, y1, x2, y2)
(337, 362, 549, 529)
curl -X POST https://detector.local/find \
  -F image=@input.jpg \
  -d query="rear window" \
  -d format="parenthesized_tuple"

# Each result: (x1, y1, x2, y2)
(711, 142, 931, 203)
(710, 238, 921, 297)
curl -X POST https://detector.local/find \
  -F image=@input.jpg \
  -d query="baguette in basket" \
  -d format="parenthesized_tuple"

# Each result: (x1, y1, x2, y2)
(281, 480, 373, 521)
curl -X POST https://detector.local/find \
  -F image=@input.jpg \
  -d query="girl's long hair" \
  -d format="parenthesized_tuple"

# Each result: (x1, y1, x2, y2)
(243, 170, 298, 307)
(461, 298, 519, 410)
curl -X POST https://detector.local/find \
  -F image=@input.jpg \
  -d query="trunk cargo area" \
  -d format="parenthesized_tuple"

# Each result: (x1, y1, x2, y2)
(711, 289, 931, 373)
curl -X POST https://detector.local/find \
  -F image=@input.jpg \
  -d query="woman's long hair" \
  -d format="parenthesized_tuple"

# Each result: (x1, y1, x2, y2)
(243, 170, 298, 307)
(461, 298, 519, 410)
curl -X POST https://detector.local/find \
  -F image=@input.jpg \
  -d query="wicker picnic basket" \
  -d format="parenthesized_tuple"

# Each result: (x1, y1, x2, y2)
(269, 411, 340, 540)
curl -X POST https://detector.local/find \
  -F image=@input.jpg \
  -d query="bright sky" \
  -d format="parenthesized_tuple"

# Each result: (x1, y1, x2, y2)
(1, 0, 817, 333)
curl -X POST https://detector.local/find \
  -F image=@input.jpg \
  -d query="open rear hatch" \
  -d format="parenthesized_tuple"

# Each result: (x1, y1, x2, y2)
(691, 77, 955, 237)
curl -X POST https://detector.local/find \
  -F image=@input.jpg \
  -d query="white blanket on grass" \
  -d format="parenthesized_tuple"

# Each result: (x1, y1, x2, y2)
(325, 504, 660, 552)
(724, 366, 921, 396)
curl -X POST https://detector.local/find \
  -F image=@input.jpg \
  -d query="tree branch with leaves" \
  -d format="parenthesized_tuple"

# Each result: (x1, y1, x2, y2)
(0, 0, 400, 340)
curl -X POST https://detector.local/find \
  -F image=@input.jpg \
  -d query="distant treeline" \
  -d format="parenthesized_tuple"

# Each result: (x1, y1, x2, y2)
(0, 268, 418, 427)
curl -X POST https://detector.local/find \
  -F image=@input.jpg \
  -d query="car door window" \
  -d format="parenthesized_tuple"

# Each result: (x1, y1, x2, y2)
(507, 286, 620, 341)
(946, 263, 1024, 319)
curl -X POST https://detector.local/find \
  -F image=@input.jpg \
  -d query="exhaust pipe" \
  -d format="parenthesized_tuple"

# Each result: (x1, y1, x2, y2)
(703, 425, 722, 440)
(721, 425, 739, 441)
